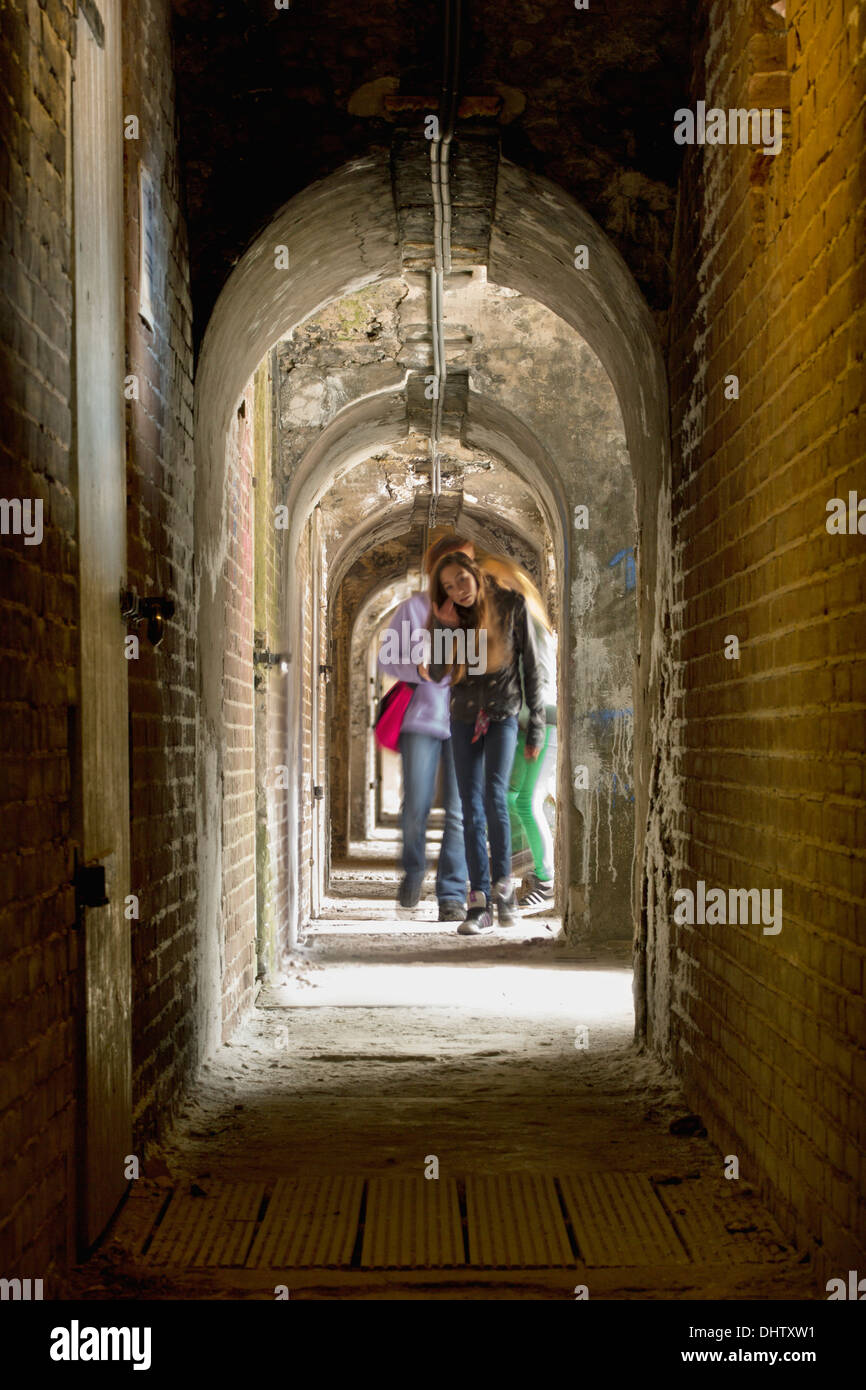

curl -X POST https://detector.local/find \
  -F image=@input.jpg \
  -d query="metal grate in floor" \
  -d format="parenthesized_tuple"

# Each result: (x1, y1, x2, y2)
(245, 1175, 363, 1269)
(361, 1176, 464, 1268)
(143, 1181, 264, 1267)
(127, 1172, 792, 1271)
(465, 1174, 574, 1268)
(559, 1172, 689, 1266)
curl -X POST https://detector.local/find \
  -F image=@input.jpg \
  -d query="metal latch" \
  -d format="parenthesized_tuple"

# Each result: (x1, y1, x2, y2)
(74, 863, 109, 910)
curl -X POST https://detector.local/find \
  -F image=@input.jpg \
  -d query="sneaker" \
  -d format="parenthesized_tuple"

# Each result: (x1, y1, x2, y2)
(438, 900, 466, 922)
(491, 876, 519, 925)
(457, 890, 494, 935)
(398, 874, 424, 909)
(517, 873, 554, 913)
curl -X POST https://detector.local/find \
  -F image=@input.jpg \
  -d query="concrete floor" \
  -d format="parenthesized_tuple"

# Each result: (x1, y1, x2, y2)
(60, 860, 819, 1300)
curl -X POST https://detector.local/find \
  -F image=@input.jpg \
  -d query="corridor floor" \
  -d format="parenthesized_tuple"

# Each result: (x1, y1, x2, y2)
(61, 853, 817, 1300)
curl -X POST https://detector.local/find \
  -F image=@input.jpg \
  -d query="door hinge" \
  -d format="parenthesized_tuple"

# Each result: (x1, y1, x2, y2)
(74, 862, 109, 911)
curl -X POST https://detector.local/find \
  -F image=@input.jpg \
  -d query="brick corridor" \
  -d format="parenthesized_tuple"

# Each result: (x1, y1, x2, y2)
(59, 866, 816, 1300)
(3, 0, 864, 1298)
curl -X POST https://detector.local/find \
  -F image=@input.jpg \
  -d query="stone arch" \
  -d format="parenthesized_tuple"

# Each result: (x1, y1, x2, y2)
(277, 387, 559, 890)
(194, 152, 670, 1041)
(274, 371, 636, 946)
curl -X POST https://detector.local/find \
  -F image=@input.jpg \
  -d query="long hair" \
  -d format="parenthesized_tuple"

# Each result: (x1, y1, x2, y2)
(428, 552, 508, 684)
(476, 553, 553, 634)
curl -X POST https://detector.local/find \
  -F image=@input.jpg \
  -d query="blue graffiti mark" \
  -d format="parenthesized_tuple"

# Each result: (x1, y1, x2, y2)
(586, 708, 633, 726)
(608, 546, 636, 592)
(611, 771, 636, 807)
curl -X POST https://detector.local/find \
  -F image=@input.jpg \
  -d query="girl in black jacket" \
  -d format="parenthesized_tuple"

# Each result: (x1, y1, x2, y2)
(421, 552, 545, 933)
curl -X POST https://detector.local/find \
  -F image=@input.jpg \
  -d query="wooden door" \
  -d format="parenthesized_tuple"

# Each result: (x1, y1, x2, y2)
(72, 0, 132, 1249)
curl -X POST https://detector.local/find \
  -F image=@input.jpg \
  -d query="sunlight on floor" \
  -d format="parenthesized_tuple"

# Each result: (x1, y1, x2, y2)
(268, 961, 632, 1024)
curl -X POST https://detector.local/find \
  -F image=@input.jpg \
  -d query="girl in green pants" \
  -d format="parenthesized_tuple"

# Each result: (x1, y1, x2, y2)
(508, 722, 557, 905)
(479, 555, 558, 910)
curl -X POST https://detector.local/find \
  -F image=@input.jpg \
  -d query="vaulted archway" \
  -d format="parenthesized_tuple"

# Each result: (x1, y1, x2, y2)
(193, 151, 669, 1050)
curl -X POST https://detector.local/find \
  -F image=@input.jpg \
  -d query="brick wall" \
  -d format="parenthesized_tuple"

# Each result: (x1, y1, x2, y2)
(251, 356, 291, 978)
(667, 0, 866, 1269)
(266, 668, 290, 963)
(0, 0, 198, 1272)
(121, 0, 198, 1143)
(0, 0, 78, 1275)
(267, 484, 290, 971)
(313, 516, 328, 915)
(222, 383, 256, 1035)
(287, 507, 330, 931)
(329, 584, 351, 860)
(297, 520, 314, 929)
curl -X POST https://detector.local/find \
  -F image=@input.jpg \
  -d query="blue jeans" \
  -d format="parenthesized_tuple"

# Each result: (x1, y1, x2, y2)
(398, 733, 468, 903)
(450, 715, 518, 897)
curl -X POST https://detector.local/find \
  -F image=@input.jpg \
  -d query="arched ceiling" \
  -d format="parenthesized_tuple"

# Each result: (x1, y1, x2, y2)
(194, 153, 662, 645)
(272, 265, 630, 601)
(171, 0, 692, 335)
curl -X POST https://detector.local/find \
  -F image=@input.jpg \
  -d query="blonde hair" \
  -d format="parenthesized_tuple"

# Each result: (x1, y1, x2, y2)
(476, 553, 553, 633)
(423, 533, 475, 576)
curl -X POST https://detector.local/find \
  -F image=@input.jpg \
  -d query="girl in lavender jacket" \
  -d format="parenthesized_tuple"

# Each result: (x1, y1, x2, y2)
(376, 535, 475, 919)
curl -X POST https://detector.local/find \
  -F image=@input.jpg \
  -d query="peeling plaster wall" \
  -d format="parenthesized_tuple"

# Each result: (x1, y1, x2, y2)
(457, 276, 636, 938)
(487, 157, 672, 1018)
(273, 267, 636, 936)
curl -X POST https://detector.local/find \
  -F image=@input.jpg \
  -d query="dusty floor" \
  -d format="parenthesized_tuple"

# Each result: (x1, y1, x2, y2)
(59, 854, 819, 1300)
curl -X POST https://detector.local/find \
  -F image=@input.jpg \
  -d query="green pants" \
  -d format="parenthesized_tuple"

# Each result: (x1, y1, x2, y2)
(507, 725, 556, 881)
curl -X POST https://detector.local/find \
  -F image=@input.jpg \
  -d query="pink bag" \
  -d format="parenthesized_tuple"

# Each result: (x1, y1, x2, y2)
(374, 680, 414, 751)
